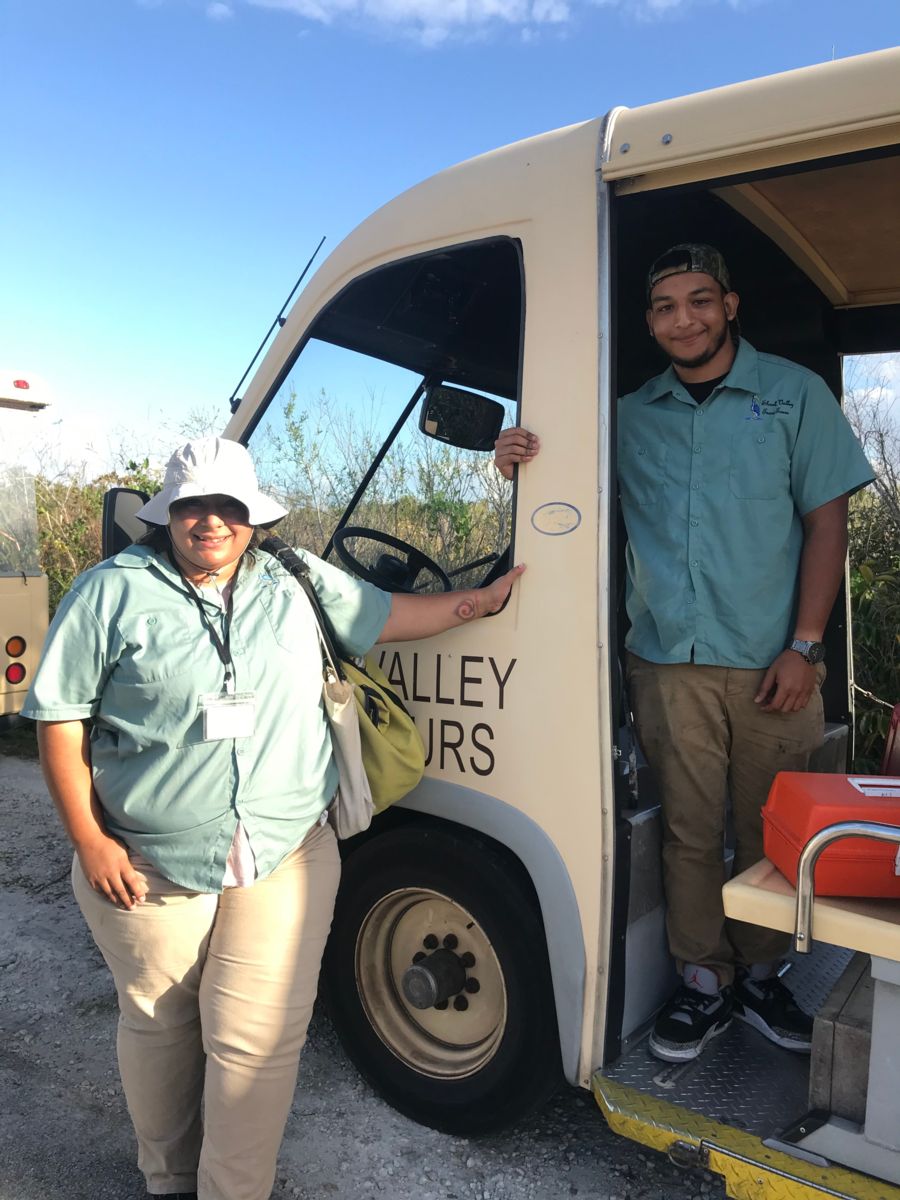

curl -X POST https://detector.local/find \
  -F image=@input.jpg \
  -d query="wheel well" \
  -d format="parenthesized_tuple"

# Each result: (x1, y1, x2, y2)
(340, 807, 545, 931)
(336, 786, 586, 1085)
(323, 806, 564, 1133)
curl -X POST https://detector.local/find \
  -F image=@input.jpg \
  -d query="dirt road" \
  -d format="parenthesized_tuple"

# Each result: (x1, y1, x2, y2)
(0, 753, 722, 1200)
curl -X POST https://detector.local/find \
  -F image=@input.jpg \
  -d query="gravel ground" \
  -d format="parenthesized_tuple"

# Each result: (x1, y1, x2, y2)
(0, 751, 725, 1200)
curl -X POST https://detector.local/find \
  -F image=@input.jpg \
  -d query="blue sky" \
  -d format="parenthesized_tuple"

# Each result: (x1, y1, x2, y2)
(2, 0, 898, 472)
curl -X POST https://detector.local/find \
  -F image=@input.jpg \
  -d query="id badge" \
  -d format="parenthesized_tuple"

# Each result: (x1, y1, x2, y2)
(200, 692, 256, 741)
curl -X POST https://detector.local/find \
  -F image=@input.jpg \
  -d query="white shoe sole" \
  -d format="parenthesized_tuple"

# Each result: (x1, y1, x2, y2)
(649, 1015, 732, 1063)
(733, 1005, 811, 1052)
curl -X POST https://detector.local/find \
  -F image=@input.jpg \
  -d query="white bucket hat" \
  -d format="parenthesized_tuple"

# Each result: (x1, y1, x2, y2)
(135, 437, 287, 526)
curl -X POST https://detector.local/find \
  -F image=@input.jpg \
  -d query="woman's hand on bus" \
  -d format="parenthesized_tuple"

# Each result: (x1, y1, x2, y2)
(494, 427, 540, 481)
(476, 563, 527, 617)
(75, 831, 149, 909)
(379, 564, 526, 642)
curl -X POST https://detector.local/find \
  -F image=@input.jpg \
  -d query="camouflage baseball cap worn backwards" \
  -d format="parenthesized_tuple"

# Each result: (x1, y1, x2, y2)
(647, 243, 731, 300)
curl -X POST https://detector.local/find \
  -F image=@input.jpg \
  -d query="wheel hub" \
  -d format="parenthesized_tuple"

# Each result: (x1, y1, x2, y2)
(402, 947, 467, 1009)
(355, 887, 507, 1079)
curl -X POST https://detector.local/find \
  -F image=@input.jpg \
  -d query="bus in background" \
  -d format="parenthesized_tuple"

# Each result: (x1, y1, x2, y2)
(0, 374, 50, 728)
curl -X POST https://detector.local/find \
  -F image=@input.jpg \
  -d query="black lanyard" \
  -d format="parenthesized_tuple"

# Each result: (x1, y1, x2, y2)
(175, 559, 240, 693)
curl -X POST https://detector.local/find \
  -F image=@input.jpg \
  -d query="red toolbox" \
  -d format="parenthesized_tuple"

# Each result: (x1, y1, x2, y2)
(762, 773, 900, 898)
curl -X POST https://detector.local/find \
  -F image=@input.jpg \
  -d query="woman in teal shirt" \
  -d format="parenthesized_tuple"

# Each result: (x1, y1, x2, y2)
(25, 437, 524, 1200)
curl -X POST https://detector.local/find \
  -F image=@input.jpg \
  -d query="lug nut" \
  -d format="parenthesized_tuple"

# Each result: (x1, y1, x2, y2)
(412, 951, 426, 964)
(442, 933, 458, 950)
(453, 995, 469, 1011)
(460, 952, 475, 968)
(423, 934, 439, 950)
(465, 977, 480, 994)
(435, 999, 449, 1010)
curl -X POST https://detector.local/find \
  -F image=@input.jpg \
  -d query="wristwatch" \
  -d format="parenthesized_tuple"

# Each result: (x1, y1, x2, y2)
(788, 638, 826, 665)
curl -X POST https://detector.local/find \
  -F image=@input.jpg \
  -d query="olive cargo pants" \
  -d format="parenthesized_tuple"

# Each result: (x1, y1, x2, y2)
(73, 819, 340, 1200)
(626, 654, 825, 985)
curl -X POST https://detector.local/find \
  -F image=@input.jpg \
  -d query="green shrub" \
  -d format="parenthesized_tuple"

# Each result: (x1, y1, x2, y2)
(36, 460, 160, 615)
(848, 556, 900, 771)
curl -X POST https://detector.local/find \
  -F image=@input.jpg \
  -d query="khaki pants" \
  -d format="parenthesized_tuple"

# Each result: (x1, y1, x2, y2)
(73, 819, 341, 1200)
(626, 654, 825, 985)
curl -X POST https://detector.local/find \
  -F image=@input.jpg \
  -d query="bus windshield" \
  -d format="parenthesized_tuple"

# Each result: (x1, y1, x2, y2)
(0, 466, 42, 577)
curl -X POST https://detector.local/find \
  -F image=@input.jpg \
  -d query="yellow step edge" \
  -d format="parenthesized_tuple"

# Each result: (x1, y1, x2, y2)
(592, 1073, 900, 1200)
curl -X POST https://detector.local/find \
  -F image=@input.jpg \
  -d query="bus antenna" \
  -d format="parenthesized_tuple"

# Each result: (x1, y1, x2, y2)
(228, 235, 326, 415)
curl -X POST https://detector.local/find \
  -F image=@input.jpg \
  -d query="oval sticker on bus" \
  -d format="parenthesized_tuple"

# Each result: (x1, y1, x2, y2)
(530, 502, 581, 536)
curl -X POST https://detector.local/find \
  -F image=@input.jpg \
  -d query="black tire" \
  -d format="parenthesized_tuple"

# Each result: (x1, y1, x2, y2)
(322, 825, 562, 1135)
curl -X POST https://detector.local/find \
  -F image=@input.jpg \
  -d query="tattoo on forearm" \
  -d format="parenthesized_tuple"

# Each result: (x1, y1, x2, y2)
(454, 596, 477, 621)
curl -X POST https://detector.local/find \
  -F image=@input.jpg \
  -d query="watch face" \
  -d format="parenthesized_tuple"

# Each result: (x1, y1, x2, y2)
(793, 639, 826, 664)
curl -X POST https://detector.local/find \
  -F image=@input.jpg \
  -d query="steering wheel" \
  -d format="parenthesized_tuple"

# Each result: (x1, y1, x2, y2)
(332, 527, 452, 593)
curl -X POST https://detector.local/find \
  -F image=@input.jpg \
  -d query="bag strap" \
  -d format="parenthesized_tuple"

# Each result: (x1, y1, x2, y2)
(260, 535, 347, 682)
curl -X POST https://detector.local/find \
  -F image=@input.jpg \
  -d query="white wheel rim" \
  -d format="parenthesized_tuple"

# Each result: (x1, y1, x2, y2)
(355, 887, 508, 1079)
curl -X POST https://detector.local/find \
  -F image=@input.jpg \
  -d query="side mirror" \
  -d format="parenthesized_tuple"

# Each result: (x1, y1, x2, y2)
(419, 385, 505, 452)
(102, 488, 150, 558)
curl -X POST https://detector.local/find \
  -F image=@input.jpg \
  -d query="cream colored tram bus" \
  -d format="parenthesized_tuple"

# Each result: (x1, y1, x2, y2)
(0, 377, 50, 728)
(108, 46, 900, 1200)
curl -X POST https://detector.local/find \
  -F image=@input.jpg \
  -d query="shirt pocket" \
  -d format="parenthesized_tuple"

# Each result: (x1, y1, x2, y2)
(100, 674, 207, 751)
(258, 581, 320, 655)
(620, 439, 668, 507)
(104, 626, 221, 750)
(729, 425, 790, 500)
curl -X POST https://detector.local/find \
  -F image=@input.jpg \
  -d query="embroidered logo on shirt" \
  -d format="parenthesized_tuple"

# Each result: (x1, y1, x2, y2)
(745, 398, 762, 421)
(761, 397, 795, 415)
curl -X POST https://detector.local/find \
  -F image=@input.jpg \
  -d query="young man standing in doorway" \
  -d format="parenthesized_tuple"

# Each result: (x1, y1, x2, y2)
(495, 244, 873, 1063)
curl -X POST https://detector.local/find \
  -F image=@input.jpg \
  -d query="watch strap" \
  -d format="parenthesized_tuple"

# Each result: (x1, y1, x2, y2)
(788, 638, 825, 664)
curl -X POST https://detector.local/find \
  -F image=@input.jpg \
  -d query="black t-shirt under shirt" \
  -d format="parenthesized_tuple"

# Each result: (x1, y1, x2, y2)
(682, 373, 727, 405)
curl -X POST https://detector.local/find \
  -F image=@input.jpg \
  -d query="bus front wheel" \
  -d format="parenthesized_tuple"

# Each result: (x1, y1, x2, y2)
(322, 825, 562, 1134)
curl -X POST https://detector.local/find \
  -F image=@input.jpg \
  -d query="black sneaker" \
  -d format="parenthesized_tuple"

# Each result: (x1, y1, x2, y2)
(649, 984, 732, 1062)
(733, 971, 813, 1052)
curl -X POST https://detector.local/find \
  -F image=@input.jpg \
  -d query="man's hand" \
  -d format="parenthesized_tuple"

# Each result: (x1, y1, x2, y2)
(754, 649, 817, 713)
(76, 831, 149, 909)
(494, 427, 540, 481)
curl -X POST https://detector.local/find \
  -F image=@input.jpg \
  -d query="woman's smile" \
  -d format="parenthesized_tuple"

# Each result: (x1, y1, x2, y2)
(168, 494, 253, 583)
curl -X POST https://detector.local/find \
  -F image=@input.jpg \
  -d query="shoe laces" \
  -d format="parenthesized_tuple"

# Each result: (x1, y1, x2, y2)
(740, 973, 797, 1009)
(668, 985, 725, 1025)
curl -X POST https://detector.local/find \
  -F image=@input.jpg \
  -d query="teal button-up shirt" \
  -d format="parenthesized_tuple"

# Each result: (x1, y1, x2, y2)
(23, 545, 391, 892)
(617, 340, 873, 669)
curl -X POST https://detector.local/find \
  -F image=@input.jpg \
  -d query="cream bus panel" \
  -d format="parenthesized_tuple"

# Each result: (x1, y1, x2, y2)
(228, 116, 615, 1088)
(226, 118, 603, 442)
(603, 46, 900, 191)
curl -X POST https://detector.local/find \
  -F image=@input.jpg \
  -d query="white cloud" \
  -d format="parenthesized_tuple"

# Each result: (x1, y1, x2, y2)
(249, 0, 573, 42)
(590, 0, 755, 17)
(532, 0, 569, 21)
(130, 0, 759, 44)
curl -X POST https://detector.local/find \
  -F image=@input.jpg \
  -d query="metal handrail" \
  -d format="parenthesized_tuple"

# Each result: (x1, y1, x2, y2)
(794, 821, 900, 953)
